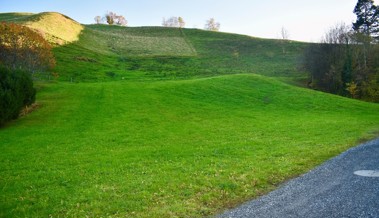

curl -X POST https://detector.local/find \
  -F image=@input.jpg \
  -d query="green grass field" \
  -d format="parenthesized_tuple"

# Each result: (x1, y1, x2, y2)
(1, 12, 379, 217)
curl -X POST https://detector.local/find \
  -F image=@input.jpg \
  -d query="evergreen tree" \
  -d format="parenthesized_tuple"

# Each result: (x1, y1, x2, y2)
(353, 0, 379, 40)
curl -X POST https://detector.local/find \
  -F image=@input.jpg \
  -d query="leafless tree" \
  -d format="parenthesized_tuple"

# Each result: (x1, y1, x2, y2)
(94, 16, 102, 24)
(281, 27, 289, 40)
(322, 23, 352, 44)
(205, 18, 220, 31)
(105, 11, 116, 25)
(104, 11, 127, 26)
(178, 17, 185, 28)
(280, 27, 290, 54)
(116, 15, 127, 26)
(162, 16, 181, 27)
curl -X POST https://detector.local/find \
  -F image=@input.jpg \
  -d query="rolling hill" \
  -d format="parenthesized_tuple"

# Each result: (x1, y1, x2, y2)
(0, 12, 379, 217)
(53, 25, 306, 81)
(0, 12, 306, 81)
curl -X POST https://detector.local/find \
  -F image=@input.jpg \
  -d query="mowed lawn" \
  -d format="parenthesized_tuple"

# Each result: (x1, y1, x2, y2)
(1, 74, 379, 217)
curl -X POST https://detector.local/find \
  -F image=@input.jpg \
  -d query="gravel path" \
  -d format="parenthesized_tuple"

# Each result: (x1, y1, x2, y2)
(218, 138, 379, 218)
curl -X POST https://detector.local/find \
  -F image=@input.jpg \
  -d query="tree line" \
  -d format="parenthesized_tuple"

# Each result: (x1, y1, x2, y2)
(94, 11, 221, 31)
(303, 0, 379, 102)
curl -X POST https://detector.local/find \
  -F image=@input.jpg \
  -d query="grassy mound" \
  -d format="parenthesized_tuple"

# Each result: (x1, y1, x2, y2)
(0, 12, 83, 45)
(1, 74, 378, 217)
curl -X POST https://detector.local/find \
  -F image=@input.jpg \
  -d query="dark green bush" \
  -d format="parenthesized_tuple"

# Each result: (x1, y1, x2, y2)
(0, 67, 36, 126)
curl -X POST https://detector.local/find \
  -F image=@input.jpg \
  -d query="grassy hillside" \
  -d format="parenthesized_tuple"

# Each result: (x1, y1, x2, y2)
(1, 12, 379, 217)
(0, 12, 305, 81)
(0, 12, 34, 21)
(0, 12, 83, 45)
(52, 25, 305, 81)
(1, 75, 379, 217)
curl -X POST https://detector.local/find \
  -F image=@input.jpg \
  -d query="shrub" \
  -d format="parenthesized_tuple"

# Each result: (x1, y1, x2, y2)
(0, 22, 55, 74)
(0, 67, 36, 126)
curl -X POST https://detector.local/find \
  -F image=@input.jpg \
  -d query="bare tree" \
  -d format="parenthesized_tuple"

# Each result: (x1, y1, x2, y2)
(104, 11, 127, 26)
(322, 23, 352, 44)
(94, 16, 102, 24)
(0, 22, 55, 74)
(162, 16, 181, 27)
(116, 15, 127, 26)
(280, 27, 290, 54)
(281, 27, 289, 40)
(178, 17, 185, 28)
(105, 11, 115, 25)
(205, 18, 220, 31)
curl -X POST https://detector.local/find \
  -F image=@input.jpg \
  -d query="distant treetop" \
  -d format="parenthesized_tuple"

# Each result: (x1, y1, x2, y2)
(94, 11, 127, 26)
(162, 16, 185, 28)
(353, 0, 379, 40)
(204, 18, 220, 31)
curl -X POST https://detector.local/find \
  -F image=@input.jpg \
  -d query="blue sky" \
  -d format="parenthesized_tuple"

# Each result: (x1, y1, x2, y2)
(1, 0, 377, 42)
